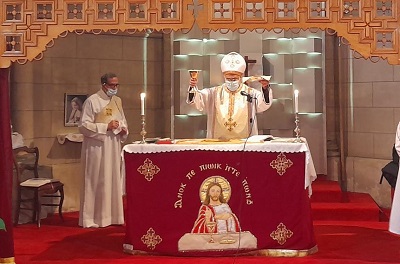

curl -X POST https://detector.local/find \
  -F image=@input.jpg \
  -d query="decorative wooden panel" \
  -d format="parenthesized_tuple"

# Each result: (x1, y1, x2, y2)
(1, 0, 400, 67)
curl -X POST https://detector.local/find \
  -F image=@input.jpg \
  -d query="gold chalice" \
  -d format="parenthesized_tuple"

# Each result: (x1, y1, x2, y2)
(189, 70, 199, 79)
(188, 70, 199, 89)
(206, 221, 216, 243)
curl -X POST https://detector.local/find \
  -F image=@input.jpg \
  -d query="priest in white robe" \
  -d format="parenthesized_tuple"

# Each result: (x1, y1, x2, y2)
(78, 73, 128, 228)
(389, 121, 400, 235)
(186, 52, 273, 139)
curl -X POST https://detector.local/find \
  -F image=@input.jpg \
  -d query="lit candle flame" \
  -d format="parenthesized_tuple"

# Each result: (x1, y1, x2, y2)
(140, 92, 146, 115)
(294, 90, 299, 113)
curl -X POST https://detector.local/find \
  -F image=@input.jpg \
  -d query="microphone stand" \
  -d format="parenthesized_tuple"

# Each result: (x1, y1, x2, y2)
(240, 91, 254, 103)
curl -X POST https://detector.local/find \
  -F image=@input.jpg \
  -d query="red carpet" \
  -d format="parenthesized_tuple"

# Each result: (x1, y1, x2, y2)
(13, 178, 400, 264)
(311, 178, 381, 221)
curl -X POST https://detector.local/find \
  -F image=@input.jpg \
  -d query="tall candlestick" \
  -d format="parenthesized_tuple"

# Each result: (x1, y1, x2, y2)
(140, 92, 146, 115)
(294, 89, 299, 113)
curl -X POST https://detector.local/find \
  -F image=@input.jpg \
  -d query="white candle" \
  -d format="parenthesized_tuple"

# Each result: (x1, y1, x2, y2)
(140, 92, 146, 115)
(294, 89, 299, 113)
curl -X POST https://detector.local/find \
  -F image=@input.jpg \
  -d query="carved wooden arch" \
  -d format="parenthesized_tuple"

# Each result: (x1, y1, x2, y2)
(1, 0, 399, 68)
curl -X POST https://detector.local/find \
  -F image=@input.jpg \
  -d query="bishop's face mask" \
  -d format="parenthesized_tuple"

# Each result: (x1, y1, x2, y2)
(225, 79, 240, 91)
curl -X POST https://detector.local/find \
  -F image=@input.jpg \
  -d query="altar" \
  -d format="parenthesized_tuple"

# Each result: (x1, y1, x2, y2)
(122, 138, 318, 257)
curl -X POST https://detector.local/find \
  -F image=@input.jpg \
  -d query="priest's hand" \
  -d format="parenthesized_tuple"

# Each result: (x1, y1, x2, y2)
(119, 127, 128, 135)
(189, 77, 198, 88)
(259, 80, 270, 90)
(205, 208, 212, 220)
(107, 120, 119, 130)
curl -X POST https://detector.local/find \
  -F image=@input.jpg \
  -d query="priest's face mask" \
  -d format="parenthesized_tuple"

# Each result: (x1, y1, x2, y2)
(102, 77, 120, 97)
(223, 72, 243, 91)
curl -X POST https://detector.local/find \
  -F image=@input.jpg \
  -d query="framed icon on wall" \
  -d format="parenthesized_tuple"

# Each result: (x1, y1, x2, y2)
(64, 94, 88, 127)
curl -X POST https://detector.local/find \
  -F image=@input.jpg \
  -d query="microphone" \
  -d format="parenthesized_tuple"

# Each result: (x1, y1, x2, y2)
(240, 91, 254, 103)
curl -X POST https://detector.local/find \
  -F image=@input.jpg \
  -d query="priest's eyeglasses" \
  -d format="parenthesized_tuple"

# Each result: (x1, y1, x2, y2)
(106, 83, 119, 88)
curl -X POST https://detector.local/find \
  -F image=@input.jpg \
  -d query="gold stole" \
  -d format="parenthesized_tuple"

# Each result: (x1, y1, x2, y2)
(213, 85, 250, 139)
(94, 96, 122, 124)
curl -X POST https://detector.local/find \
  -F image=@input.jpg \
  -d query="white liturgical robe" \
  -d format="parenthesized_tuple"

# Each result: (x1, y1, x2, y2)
(213, 203, 239, 233)
(187, 83, 272, 139)
(389, 122, 400, 235)
(78, 89, 128, 228)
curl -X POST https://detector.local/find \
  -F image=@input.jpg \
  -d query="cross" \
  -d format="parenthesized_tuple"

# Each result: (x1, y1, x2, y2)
(224, 117, 237, 131)
(353, 11, 381, 40)
(270, 153, 293, 176)
(16, 15, 42, 41)
(270, 223, 293, 245)
(215, 3, 230, 17)
(187, 0, 203, 19)
(244, 56, 257, 77)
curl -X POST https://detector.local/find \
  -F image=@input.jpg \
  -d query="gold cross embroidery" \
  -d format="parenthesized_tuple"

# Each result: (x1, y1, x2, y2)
(270, 223, 293, 245)
(105, 108, 112, 116)
(141, 228, 162, 250)
(137, 158, 160, 181)
(224, 117, 237, 131)
(270, 152, 293, 176)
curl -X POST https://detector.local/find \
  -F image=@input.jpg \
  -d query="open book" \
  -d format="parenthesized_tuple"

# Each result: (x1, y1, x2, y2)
(20, 178, 60, 187)
(243, 135, 274, 143)
(242, 75, 271, 83)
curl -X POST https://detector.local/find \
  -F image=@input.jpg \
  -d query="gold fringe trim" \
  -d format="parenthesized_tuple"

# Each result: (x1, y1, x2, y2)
(123, 245, 319, 257)
(0, 257, 15, 264)
(252, 245, 319, 257)
(123, 248, 155, 256)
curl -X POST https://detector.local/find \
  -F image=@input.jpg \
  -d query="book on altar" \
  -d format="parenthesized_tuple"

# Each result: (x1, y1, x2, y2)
(242, 75, 271, 83)
(244, 135, 274, 143)
(20, 178, 60, 187)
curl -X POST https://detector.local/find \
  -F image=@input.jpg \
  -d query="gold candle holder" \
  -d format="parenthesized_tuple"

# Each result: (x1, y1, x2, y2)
(140, 115, 147, 144)
(293, 113, 304, 143)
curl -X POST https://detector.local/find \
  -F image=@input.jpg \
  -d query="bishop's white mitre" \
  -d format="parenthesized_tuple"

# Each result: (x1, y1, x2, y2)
(220, 52, 246, 73)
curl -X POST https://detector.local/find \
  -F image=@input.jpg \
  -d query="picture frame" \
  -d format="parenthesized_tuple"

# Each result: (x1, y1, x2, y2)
(64, 93, 88, 127)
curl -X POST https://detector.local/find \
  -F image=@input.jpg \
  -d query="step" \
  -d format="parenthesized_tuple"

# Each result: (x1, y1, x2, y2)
(379, 208, 390, 222)
(311, 192, 381, 222)
(310, 178, 343, 203)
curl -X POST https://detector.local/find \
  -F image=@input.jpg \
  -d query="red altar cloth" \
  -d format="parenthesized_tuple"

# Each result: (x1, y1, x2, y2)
(123, 143, 317, 256)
